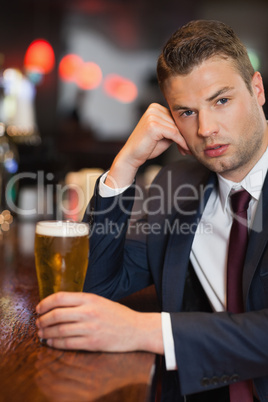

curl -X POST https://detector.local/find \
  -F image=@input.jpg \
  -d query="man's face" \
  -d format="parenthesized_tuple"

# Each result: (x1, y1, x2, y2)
(163, 56, 268, 182)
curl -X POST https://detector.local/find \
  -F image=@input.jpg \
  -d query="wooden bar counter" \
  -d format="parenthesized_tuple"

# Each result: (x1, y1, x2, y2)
(0, 222, 159, 402)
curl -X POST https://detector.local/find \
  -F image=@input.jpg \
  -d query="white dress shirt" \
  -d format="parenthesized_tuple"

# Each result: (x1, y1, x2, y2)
(98, 147, 268, 370)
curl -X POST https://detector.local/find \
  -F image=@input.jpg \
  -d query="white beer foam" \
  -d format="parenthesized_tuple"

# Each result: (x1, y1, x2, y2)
(36, 221, 89, 237)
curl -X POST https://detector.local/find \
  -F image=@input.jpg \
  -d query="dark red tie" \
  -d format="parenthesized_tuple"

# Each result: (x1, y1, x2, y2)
(227, 189, 253, 402)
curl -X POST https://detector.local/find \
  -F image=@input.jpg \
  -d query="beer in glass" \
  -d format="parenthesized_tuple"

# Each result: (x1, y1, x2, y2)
(35, 220, 89, 300)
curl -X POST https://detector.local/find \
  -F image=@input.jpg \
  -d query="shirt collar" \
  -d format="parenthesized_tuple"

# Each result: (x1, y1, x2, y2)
(217, 146, 268, 210)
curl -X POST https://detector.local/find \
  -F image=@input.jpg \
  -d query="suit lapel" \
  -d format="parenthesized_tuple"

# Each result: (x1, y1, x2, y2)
(244, 173, 268, 306)
(162, 172, 217, 312)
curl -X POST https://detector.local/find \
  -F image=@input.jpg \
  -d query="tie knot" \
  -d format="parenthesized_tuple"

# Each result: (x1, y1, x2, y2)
(230, 190, 251, 214)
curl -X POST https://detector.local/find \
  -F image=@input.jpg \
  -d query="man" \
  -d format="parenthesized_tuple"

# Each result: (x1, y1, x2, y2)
(36, 20, 268, 401)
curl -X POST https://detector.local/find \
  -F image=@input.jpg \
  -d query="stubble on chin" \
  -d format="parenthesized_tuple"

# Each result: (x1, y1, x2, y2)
(193, 142, 263, 181)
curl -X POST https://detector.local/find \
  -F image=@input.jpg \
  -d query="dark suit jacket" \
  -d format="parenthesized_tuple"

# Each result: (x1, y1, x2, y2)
(83, 158, 268, 401)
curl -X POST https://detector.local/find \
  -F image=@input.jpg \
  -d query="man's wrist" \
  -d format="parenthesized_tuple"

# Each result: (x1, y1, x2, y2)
(105, 151, 138, 189)
(133, 312, 164, 354)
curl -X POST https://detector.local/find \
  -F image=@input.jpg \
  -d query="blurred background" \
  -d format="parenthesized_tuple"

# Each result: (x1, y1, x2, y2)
(0, 0, 268, 226)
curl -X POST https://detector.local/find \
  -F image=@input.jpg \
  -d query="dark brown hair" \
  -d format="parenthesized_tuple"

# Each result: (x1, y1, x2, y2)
(157, 20, 255, 93)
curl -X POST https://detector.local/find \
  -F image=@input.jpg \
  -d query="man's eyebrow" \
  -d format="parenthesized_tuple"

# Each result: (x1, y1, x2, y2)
(206, 86, 235, 102)
(172, 105, 190, 112)
(172, 86, 235, 112)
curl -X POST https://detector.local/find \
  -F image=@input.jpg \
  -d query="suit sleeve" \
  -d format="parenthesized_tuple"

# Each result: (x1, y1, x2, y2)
(82, 178, 153, 300)
(171, 309, 268, 396)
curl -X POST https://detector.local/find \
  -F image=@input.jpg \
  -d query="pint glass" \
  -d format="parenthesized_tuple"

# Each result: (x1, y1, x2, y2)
(35, 221, 89, 300)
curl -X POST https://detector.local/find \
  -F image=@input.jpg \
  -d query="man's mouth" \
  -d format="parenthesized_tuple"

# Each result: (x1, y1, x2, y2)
(204, 144, 229, 157)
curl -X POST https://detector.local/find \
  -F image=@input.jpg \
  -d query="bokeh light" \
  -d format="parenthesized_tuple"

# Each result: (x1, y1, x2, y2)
(24, 39, 55, 74)
(58, 54, 83, 82)
(75, 62, 103, 90)
(248, 49, 260, 71)
(103, 74, 138, 103)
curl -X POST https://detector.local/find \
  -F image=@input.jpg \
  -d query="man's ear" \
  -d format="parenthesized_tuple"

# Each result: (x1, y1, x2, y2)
(252, 71, 266, 106)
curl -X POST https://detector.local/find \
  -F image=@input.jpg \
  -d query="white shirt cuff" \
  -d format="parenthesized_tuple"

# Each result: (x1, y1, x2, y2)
(99, 171, 132, 198)
(161, 312, 177, 370)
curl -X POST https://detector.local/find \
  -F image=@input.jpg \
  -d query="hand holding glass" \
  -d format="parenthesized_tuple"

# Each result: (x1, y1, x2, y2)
(35, 221, 89, 300)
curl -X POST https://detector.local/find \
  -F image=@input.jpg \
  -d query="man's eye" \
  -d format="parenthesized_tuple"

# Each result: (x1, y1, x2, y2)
(217, 98, 228, 105)
(182, 110, 193, 117)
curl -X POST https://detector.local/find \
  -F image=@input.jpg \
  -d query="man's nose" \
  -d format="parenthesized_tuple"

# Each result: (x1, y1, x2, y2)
(198, 110, 219, 137)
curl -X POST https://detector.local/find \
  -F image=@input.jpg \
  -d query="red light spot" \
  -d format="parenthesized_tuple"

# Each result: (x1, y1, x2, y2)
(75, 62, 103, 90)
(24, 39, 55, 74)
(58, 54, 83, 82)
(104, 74, 138, 103)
